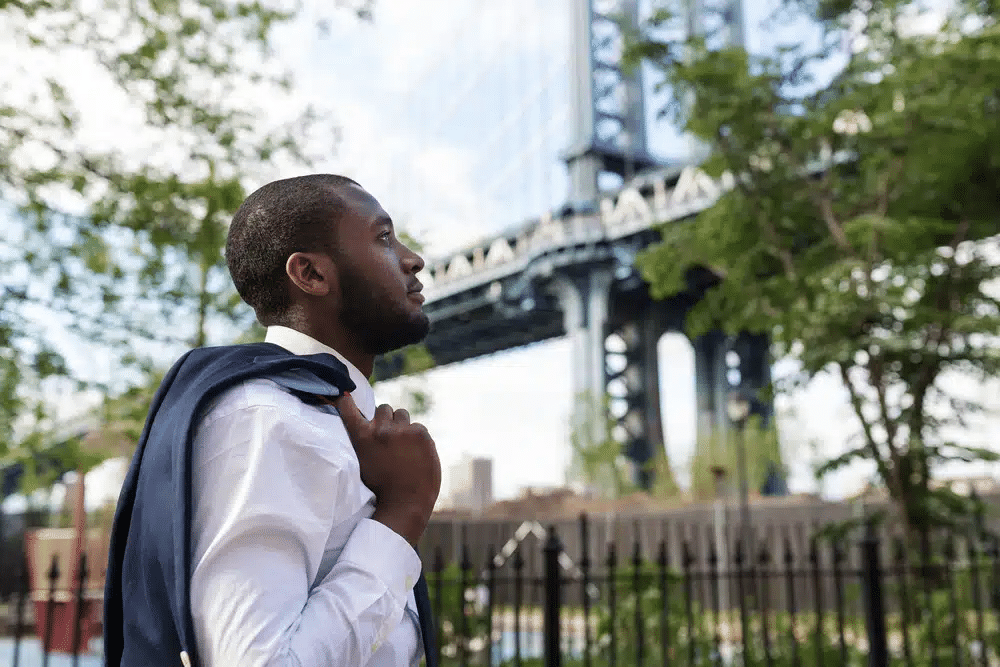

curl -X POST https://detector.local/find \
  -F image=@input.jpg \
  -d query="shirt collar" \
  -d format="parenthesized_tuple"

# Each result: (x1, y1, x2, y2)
(264, 325, 376, 419)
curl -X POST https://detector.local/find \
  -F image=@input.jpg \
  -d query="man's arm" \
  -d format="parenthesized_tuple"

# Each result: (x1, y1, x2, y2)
(189, 385, 422, 667)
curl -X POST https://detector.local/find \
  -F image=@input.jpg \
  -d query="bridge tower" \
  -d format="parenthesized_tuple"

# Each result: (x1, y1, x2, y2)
(558, 0, 659, 491)
(557, 0, 773, 493)
(563, 0, 657, 204)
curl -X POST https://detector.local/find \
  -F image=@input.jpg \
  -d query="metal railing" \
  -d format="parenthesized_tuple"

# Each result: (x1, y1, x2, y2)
(2, 551, 95, 667)
(423, 515, 1000, 667)
(1, 512, 999, 667)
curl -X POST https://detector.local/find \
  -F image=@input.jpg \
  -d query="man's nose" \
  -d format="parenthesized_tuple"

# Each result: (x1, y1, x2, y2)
(401, 246, 424, 274)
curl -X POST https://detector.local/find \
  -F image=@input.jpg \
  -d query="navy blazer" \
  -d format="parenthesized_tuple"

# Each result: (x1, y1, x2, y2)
(103, 342, 366, 666)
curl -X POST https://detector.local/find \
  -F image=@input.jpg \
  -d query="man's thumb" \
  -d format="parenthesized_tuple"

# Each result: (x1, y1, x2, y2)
(331, 391, 366, 433)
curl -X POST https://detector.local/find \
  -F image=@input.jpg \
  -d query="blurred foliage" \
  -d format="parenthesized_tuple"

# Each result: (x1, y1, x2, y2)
(430, 562, 491, 664)
(626, 0, 1000, 537)
(566, 391, 681, 499)
(687, 417, 787, 501)
(0, 0, 379, 489)
(371, 344, 436, 417)
(567, 391, 646, 499)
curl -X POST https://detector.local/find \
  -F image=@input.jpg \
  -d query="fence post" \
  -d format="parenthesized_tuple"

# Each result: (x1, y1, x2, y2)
(13, 552, 29, 667)
(861, 521, 889, 667)
(543, 524, 562, 667)
(42, 554, 59, 667)
(71, 551, 88, 666)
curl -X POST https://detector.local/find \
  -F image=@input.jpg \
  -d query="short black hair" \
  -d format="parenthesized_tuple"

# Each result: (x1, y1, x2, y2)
(226, 174, 361, 323)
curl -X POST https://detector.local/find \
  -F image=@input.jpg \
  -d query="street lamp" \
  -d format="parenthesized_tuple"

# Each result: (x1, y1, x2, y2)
(726, 392, 752, 551)
(726, 392, 753, 660)
(710, 465, 729, 611)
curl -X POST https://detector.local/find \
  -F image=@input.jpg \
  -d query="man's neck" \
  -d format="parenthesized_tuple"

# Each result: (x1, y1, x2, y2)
(264, 323, 374, 379)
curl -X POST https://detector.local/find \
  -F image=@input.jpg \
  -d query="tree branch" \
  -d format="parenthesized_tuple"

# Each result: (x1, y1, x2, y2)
(907, 218, 971, 447)
(812, 184, 857, 257)
(836, 361, 893, 487)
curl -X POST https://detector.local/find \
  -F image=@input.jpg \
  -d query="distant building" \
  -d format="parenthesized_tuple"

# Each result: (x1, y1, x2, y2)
(931, 475, 1000, 496)
(851, 474, 1000, 501)
(444, 455, 494, 512)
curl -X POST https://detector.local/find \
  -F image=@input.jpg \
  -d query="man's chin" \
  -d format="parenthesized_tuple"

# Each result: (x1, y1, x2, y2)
(366, 317, 430, 356)
(399, 316, 431, 349)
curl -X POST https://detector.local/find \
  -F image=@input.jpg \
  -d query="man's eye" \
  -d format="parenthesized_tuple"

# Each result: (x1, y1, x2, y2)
(379, 231, 392, 242)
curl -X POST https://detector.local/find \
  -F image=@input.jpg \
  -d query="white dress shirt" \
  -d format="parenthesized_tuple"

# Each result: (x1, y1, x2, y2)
(189, 326, 424, 667)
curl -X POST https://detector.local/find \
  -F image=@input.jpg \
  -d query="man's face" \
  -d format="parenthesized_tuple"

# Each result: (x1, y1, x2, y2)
(333, 184, 430, 355)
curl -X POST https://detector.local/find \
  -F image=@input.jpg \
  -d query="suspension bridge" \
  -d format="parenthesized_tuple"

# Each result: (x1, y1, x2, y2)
(349, 0, 781, 492)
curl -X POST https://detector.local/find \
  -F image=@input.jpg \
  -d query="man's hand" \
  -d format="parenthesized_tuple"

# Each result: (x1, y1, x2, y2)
(332, 392, 441, 547)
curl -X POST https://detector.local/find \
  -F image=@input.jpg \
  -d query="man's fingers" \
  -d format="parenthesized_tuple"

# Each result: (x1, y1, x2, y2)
(331, 392, 367, 434)
(393, 408, 410, 424)
(374, 403, 394, 423)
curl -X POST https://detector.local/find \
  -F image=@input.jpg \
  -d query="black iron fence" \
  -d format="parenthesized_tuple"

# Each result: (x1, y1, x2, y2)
(1, 513, 999, 667)
(1, 550, 96, 667)
(422, 514, 1000, 667)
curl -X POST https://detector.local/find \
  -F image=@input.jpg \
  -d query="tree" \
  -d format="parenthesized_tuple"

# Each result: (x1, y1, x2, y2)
(626, 0, 1000, 539)
(0, 0, 376, 479)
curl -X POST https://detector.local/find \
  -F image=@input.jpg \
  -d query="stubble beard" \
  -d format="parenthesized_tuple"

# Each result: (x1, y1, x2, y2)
(337, 264, 430, 356)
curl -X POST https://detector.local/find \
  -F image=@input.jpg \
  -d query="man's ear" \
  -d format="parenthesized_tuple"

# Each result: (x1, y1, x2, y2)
(286, 252, 336, 297)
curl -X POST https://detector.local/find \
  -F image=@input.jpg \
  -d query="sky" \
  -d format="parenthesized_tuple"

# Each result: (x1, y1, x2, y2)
(5, 0, 999, 513)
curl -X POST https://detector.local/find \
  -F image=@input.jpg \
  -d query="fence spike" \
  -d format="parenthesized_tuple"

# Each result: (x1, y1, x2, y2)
(832, 539, 845, 564)
(861, 520, 890, 667)
(967, 533, 979, 559)
(48, 554, 60, 583)
(513, 544, 524, 570)
(433, 545, 445, 573)
(706, 526, 718, 567)
(460, 541, 472, 572)
(12, 551, 29, 667)
(758, 543, 770, 566)
(72, 552, 89, 662)
(942, 534, 956, 562)
(486, 543, 496, 570)
(682, 539, 694, 569)
(784, 538, 795, 567)
(894, 536, 907, 565)
(42, 554, 60, 666)
(543, 525, 562, 667)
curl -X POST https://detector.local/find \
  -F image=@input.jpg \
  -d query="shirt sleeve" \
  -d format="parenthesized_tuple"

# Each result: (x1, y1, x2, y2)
(188, 382, 423, 667)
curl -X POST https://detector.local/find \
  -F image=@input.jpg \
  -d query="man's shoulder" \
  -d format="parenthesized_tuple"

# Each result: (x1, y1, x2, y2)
(196, 376, 311, 425)
(180, 341, 288, 367)
(177, 341, 354, 392)
(153, 341, 353, 428)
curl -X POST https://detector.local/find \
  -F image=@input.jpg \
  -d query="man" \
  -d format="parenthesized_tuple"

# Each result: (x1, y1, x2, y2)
(103, 174, 442, 667)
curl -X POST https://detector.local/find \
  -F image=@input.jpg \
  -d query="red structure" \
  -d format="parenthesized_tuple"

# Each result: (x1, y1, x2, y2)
(25, 471, 105, 654)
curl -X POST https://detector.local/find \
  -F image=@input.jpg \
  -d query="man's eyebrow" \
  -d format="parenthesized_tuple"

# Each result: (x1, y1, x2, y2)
(372, 214, 393, 228)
